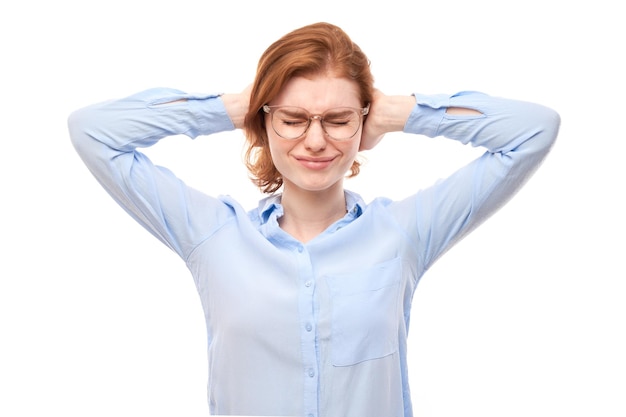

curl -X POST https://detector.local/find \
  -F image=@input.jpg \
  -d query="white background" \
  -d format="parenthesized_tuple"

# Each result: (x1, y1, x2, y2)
(1, 1, 624, 416)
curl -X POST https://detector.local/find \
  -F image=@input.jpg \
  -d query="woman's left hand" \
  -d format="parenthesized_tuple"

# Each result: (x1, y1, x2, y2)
(360, 90, 416, 151)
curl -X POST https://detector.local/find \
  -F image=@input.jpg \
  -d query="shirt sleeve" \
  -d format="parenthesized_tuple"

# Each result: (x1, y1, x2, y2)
(394, 90, 561, 272)
(67, 87, 237, 260)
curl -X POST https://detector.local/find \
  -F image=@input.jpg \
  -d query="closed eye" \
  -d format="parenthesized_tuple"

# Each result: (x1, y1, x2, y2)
(324, 118, 351, 126)
(279, 118, 308, 127)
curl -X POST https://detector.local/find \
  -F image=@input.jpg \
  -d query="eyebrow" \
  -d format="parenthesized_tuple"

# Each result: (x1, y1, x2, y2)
(279, 107, 309, 117)
(277, 106, 358, 116)
(323, 108, 354, 116)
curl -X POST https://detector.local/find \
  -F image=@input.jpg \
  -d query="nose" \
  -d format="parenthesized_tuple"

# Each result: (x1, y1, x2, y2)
(303, 117, 327, 151)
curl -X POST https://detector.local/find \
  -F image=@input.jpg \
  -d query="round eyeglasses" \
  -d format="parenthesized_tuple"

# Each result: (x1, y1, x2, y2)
(262, 104, 370, 141)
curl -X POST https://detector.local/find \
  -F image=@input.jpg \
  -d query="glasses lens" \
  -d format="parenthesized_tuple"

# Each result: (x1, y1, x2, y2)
(271, 107, 362, 140)
(271, 107, 310, 139)
(321, 108, 361, 140)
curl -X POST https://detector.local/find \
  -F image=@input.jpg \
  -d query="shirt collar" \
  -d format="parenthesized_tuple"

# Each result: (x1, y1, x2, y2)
(257, 190, 365, 225)
(257, 194, 283, 224)
(344, 189, 364, 218)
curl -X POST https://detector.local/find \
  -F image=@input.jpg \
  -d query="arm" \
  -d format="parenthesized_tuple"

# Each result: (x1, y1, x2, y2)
(377, 90, 561, 269)
(220, 85, 251, 129)
(68, 87, 239, 259)
(360, 90, 480, 150)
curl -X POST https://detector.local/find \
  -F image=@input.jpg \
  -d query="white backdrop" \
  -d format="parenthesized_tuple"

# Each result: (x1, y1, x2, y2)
(1, 1, 624, 416)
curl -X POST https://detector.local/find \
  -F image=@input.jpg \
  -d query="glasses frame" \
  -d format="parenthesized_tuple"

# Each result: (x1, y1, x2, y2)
(262, 104, 370, 141)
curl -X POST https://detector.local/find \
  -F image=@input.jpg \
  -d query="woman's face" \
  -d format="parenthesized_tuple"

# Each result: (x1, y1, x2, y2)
(266, 74, 363, 194)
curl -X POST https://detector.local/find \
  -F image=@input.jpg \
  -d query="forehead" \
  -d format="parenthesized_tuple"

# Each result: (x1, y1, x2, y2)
(271, 75, 361, 110)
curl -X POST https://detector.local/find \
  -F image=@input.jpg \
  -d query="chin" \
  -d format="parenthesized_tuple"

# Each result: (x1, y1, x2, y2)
(289, 176, 343, 193)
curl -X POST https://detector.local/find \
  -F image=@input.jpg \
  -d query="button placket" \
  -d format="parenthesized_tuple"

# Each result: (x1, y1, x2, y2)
(294, 245, 319, 417)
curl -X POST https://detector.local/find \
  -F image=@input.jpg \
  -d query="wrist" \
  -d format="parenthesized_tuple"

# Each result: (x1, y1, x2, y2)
(382, 95, 416, 132)
(221, 93, 249, 129)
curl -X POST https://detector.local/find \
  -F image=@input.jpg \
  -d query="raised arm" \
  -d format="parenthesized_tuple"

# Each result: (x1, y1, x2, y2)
(220, 86, 251, 129)
(360, 90, 482, 151)
(68, 87, 238, 259)
(382, 90, 561, 270)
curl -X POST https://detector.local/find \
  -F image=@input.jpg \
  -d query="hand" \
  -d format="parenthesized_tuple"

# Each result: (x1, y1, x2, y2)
(221, 85, 252, 129)
(359, 90, 416, 151)
(360, 89, 386, 151)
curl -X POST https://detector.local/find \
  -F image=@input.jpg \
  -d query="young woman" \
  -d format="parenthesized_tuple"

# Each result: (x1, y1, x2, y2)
(68, 22, 560, 417)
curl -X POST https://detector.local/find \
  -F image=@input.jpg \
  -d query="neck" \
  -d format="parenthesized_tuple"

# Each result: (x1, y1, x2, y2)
(278, 183, 347, 243)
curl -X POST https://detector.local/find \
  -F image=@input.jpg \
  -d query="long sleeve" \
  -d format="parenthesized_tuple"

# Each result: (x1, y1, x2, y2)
(394, 91, 561, 271)
(67, 87, 236, 259)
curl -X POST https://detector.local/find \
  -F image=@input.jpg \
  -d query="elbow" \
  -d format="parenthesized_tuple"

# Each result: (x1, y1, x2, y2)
(542, 106, 561, 141)
(67, 107, 105, 166)
(538, 106, 561, 152)
(67, 108, 87, 145)
(526, 104, 561, 154)
(67, 106, 99, 154)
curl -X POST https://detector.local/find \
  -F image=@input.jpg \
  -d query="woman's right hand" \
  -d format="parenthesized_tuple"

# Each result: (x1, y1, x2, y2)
(221, 85, 252, 129)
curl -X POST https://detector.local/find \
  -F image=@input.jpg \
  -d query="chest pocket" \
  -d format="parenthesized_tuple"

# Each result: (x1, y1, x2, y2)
(326, 257, 401, 366)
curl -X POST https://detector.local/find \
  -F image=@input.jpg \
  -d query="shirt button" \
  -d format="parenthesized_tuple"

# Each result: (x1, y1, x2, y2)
(305, 323, 312, 332)
(297, 245, 304, 253)
(308, 368, 315, 377)
(308, 414, 314, 417)
(305, 280, 312, 287)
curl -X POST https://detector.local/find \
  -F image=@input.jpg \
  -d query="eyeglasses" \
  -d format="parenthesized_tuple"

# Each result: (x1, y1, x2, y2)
(262, 104, 370, 141)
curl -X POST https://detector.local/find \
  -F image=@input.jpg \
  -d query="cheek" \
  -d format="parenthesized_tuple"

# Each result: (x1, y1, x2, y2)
(267, 135, 288, 169)
(342, 137, 361, 160)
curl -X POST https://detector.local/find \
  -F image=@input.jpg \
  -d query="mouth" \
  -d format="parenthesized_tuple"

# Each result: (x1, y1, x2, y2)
(294, 155, 337, 170)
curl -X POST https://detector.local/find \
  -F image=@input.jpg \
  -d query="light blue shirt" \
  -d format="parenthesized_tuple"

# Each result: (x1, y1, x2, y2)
(68, 88, 560, 417)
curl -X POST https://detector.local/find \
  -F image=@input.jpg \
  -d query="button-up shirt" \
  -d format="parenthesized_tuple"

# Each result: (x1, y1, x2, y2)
(68, 88, 560, 417)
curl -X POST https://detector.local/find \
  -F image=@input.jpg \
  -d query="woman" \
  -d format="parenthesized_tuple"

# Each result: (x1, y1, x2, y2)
(68, 22, 560, 417)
